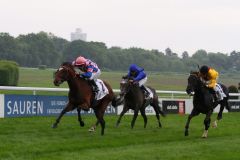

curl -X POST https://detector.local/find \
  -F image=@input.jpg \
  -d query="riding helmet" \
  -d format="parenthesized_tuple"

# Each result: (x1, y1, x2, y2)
(75, 56, 87, 66)
(200, 65, 209, 74)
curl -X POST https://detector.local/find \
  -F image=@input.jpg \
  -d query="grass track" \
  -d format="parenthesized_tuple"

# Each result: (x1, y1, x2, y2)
(0, 113, 240, 160)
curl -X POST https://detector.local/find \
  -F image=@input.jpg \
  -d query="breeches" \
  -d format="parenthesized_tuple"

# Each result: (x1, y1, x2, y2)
(138, 77, 147, 87)
(89, 69, 101, 81)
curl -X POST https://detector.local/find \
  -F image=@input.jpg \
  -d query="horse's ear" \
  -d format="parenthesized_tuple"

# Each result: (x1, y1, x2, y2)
(190, 70, 195, 74)
(197, 64, 200, 70)
(62, 62, 72, 66)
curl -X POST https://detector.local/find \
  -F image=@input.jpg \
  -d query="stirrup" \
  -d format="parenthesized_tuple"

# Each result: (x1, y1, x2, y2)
(93, 87, 99, 93)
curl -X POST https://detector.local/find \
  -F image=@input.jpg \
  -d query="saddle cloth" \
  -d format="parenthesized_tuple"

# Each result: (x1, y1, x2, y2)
(216, 83, 226, 98)
(146, 87, 154, 99)
(95, 79, 109, 100)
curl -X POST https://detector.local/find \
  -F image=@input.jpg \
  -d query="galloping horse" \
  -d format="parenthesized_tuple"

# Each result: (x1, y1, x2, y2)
(53, 62, 115, 135)
(185, 71, 229, 138)
(116, 78, 165, 128)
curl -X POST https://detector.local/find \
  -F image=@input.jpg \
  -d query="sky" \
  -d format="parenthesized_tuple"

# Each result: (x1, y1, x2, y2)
(0, 0, 240, 55)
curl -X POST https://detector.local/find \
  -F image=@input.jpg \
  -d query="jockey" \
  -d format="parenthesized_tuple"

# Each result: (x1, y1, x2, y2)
(72, 56, 100, 92)
(199, 65, 225, 101)
(122, 64, 150, 98)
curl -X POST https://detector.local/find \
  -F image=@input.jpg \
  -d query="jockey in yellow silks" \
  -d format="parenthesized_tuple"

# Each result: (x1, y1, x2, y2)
(199, 65, 226, 101)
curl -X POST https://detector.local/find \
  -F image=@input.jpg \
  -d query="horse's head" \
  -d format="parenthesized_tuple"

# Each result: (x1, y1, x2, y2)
(186, 71, 201, 95)
(119, 78, 138, 96)
(53, 62, 76, 86)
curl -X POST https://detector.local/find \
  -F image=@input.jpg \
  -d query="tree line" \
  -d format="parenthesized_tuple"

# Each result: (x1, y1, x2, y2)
(0, 31, 239, 73)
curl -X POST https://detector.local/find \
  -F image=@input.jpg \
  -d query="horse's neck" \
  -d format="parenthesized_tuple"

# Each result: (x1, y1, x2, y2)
(125, 86, 141, 99)
(67, 77, 90, 96)
(194, 82, 212, 105)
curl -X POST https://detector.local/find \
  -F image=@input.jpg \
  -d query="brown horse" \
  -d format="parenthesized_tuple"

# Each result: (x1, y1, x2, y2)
(52, 62, 115, 135)
(116, 78, 165, 128)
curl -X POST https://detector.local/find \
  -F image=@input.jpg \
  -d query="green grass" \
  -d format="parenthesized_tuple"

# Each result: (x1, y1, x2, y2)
(0, 113, 239, 160)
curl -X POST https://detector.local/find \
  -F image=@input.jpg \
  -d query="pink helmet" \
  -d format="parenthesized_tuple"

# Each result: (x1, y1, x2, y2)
(75, 56, 87, 66)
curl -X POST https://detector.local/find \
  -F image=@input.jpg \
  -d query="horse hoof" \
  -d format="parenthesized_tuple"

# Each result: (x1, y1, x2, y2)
(52, 123, 58, 128)
(159, 123, 162, 128)
(185, 131, 189, 136)
(80, 121, 85, 127)
(212, 121, 217, 128)
(202, 130, 208, 138)
(88, 127, 96, 132)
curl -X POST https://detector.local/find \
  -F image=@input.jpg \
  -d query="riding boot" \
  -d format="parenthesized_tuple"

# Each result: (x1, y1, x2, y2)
(215, 91, 223, 101)
(90, 80, 99, 93)
(140, 85, 150, 97)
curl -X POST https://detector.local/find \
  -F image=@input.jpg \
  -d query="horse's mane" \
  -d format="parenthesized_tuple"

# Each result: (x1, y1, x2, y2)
(61, 62, 73, 67)
(190, 70, 199, 76)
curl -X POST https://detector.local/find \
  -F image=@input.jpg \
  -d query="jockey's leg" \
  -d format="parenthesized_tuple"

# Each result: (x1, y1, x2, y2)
(213, 84, 225, 101)
(139, 77, 150, 97)
(89, 69, 101, 92)
(90, 80, 99, 92)
(140, 85, 150, 97)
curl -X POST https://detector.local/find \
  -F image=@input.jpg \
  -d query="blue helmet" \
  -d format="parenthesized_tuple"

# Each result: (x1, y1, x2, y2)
(129, 64, 138, 72)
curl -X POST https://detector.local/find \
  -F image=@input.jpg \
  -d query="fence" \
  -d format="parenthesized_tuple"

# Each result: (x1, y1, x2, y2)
(0, 86, 239, 98)
(0, 86, 240, 118)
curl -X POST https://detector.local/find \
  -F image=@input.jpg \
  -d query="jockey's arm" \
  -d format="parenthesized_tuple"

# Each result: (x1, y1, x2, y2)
(81, 66, 94, 78)
(207, 79, 217, 88)
(133, 71, 146, 81)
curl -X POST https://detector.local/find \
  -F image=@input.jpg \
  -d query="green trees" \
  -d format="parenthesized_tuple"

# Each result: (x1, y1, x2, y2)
(0, 31, 239, 73)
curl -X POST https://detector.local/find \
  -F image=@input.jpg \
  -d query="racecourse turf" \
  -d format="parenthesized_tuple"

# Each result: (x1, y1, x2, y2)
(0, 113, 239, 160)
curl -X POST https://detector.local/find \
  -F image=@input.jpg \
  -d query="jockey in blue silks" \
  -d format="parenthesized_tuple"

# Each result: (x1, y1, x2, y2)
(123, 64, 150, 97)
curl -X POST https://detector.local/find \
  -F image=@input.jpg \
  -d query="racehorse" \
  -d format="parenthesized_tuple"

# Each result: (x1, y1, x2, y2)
(185, 71, 229, 138)
(53, 62, 115, 135)
(116, 78, 165, 128)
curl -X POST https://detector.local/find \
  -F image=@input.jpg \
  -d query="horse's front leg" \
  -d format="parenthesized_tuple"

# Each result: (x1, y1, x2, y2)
(116, 106, 128, 127)
(185, 109, 199, 136)
(77, 108, 85, 127)
(52, 103, 74, 128)
(140, 108, 147, 128)
(131, 108, 139, 129)
(202, 110, 213, 138)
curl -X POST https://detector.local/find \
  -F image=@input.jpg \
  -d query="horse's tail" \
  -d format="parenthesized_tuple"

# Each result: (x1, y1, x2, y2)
(111, 94, 124, 108)
(149, 87, 166, 117)
(158, 105, 166, 117)
(221, 84, 231, 111)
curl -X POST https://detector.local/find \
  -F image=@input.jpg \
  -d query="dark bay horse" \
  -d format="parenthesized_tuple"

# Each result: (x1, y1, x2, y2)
(53, 62, 115, 135)
(116, 79, 165, 128)
(185, 71, 229, 138)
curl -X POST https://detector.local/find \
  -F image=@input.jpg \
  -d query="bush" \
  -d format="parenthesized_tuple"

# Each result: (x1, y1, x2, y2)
(38, 65, 47, 70)
(0, 60, 19, 86)
(228, 85, 239, 99)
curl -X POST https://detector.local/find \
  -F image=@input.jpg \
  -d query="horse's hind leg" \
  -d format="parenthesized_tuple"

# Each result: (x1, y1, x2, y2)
(151, 102, 162, 128)
(52, 103, 74, 128)
(202, 110, 213, 138)
(213, 101, 227, 128)
(94, 109, 105, 135)
(94, 99, 110, 135)
(140, 108, 147, 128)
(77, 108, 84, 127)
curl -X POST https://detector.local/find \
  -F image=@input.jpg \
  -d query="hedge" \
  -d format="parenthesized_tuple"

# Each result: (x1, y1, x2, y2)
(0, 60, 19, 86)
